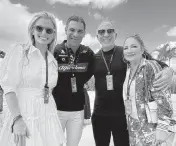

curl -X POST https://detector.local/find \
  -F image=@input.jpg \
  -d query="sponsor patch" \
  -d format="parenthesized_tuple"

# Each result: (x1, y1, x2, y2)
(82, 50, 87, 53)
(58, 54, 68, 57)
(61, 49, 66, 54)
(62, 58, 66, 62)
(58, 63, 88, 72)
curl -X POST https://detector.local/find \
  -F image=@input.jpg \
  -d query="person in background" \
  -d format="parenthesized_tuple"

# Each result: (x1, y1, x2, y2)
(0, 86, 3, 132)
(53, 15, 94, 146)
(0, 11, 65, 146)
(0, 86, 3, 114)
(123, 34, 176, 146)
(91, 20, 174, 146)
(0, 51, 5, 132)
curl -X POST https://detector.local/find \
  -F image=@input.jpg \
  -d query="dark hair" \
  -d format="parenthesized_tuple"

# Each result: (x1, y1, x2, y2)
(123, 34, 153, 61)
(66, 15, 86, 30)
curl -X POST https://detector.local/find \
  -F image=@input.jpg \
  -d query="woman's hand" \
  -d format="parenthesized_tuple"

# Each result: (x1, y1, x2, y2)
(13, 118, 29, 146)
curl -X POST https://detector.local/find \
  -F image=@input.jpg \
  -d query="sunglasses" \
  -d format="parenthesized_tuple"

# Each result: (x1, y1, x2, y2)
(35, 25, 55, 34)
(98, 29, 115, 36)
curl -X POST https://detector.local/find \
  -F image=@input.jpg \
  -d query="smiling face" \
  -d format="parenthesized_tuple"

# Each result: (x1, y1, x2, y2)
(32, 17, 55, 46)
(65, 20, 85, 48)
(123, 37, 144, 63)
(97, 21, 117, 49)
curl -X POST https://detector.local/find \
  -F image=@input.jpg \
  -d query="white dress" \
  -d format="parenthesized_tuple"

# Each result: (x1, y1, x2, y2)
(0, 44, 65, 146)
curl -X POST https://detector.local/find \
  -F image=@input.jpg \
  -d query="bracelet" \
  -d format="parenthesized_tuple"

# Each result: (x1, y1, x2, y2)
(11, 114, 22, 133)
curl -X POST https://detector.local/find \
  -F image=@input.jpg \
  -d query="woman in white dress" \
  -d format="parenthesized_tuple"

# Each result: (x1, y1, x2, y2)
(0, 11, 65, 146)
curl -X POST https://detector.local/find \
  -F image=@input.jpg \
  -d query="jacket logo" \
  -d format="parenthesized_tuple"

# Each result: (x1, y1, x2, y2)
(82, 50, 87, 53)
(58, 63, 88, 72)
(61, 50, 65, 54)
(62, 58, 66, 61)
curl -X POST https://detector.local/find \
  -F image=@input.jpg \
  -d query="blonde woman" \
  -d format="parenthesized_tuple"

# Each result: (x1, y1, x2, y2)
(0, 11, 65, 146)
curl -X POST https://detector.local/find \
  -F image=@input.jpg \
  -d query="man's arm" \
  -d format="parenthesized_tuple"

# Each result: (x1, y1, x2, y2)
(148, 58, 174, 90)
(154, 60, 168, 68)
(84, 48, 95, 83)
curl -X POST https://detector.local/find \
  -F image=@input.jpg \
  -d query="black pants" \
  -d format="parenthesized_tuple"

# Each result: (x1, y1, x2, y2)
(91, 114, 129, 146)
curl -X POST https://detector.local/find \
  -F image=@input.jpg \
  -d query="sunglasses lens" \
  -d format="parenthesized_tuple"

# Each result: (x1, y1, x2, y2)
(35, 26, 54, 34)
(46, 28, 54, 34)
(107, 29, 115, 34)
(98, 29, 115, 36)
(35, 26, 43, 32)
(98, 30, 105, 35)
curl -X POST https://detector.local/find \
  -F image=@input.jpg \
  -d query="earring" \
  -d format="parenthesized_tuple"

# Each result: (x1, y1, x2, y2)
(142, 52, 146, 59)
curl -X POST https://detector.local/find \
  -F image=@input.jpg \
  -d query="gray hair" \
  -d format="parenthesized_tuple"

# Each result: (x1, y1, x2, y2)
(97, 20, 116, 34)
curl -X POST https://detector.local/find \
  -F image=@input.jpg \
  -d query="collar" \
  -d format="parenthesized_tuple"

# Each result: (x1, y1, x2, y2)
(63, 40, 82, 55)
(139, 58, 147, 69)
(27, 44, 38, 54)
(127, 58, 147, 72)
(27, 44, 56, 64)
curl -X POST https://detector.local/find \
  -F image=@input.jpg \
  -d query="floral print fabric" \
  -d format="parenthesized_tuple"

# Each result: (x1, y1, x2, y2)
(123, 59, 173, 146)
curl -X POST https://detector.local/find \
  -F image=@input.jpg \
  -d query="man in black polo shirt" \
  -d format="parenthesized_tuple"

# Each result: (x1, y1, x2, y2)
(53, 15, 94, 146)
(91, 21, 174, 146)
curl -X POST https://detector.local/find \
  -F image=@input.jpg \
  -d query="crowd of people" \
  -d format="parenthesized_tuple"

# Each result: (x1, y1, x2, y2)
(0, 11, 176, 146)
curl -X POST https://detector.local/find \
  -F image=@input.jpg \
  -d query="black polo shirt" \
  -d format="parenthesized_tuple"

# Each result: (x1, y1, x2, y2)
(53, 40, 94, 111)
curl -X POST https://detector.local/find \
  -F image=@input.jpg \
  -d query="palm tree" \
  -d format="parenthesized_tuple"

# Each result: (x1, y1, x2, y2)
(156, 43, 169, 62)
(153, 43, 176, 65)
(152, 43, 176, 93)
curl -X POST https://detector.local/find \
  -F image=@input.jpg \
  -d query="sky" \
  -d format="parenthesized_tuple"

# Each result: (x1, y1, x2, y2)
(1, 0, 176, 53)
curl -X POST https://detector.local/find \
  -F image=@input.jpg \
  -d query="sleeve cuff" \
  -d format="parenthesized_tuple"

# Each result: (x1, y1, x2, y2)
(2, 86, 16, 95)
(157, 119, 176, 132)
(157, 120, 170, 132)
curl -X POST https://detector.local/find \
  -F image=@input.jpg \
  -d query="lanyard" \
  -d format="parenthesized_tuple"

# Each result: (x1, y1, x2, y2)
(126, 64, 140, 100)
(65, 43, 81, 64)
(65, 43, 81, 77)
(44, 51, 49, 104)
(45, 51, 48, 88)
(101, 48, 115, 75)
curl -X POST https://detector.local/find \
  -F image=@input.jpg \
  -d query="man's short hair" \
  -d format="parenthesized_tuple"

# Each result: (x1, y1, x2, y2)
(66, 15, 86, 30)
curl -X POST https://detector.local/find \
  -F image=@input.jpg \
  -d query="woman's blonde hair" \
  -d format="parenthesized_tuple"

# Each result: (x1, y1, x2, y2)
(28, 11, 57, 54)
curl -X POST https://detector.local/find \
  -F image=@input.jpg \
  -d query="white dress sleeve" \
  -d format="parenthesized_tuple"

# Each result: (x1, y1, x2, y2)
(0, 44, 25, 94)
